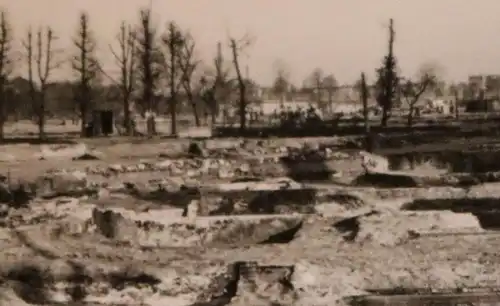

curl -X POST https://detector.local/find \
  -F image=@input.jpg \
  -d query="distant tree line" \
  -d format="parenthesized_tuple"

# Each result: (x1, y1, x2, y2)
(0, 9, 482, 141)
(269, 19, 480, 131)
(0, 8, 262, 140)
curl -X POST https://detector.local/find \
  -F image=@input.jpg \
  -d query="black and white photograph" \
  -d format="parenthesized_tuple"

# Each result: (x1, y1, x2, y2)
(0, 0, 498, 305)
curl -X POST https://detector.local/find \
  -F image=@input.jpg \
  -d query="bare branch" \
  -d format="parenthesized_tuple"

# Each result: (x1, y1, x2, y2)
(22, 27, 35, 97)
(178, 32, 199, 89)
(136, 7, 162, 124)
(401, 73, 437, 107)
(271, 59, 290, 102)
(229, 35, 253, 131)
(177, 31, 201, 126)
(160, 21, 185, 135)
(72, 11, 101, 136)
(23, 25, 62, 139)
(0, 9, 14, 139)
(103, 20, 138, 135)
(400, 63, 438, 128)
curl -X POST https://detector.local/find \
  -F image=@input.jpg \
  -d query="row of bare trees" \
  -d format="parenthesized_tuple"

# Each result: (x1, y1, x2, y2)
(270, 46, 438, 129)
(268, 19, 445, 131)
(0, 8, 255, 141)
(0, 10, 472, 142)
(356, 18, 440, 133)
(270, 60, 339, 115)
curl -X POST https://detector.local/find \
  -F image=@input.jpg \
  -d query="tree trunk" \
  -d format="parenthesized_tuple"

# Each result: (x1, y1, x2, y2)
(360, 72, 371, 152)
(0, 91, 5, 142)
(123, 96, 132, 135)
(0, 120, 4, 142)
(211, 109, 217, 125)
(188, 92, 200, 126)
(454, 96, 459, 119)
(80, 102, 87, 137)
(407, 104, 414, 129)
(38, 92, 46, 140)
(38, 110, 45, 140)
(329, 94, 333, 115)
(170, 97, 177, 136)
(381, 108, 389, 127)
(239, 86, 246, 132)
(231, 41, 247, 132)
(146, 116, 156, 135)
(362, 99, 369, 136)
(0, 114, 4, 142)
(209, 89, 218, 126)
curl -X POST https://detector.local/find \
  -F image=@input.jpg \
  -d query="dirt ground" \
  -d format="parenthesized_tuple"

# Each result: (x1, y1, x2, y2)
(1, 128, 500, 305)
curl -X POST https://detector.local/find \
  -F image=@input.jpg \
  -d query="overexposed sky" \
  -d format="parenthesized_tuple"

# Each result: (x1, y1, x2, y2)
(1, 0, 499, 85)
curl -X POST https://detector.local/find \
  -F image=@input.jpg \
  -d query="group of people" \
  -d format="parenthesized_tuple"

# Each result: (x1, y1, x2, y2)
(269, 105, 322, 126)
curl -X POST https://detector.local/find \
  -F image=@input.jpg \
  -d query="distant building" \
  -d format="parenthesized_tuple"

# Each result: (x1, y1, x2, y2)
(467, 74, 500, 99)
(468, 75, 485, 89)
(464, 98, 500, 113)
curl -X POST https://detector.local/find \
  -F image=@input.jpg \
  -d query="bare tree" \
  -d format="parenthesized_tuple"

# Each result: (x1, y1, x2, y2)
(357, 72, 375, 152)
(0, 10, 14, 141)
(177, 32, 201, 126)
(106, 22, 137, 135)
(207, 42, 230, 125)
(229, 35, 253, 132)
(271, 59, 290, 104)
(322, 74, 337, 114)
(304, 68, 324, 108)
(23, 29, 36, 123)
(136, 8, 162, 135)
(359, 73, 370, 135)
(400, 65, 437, 128)
(375, 18, 399, 127)
(162, 22, 184, 135)
(448, 83, 460, 119)
(198, 43, 230, 126)
(72, 12, 100, 136)
(23, 26, 62, 140)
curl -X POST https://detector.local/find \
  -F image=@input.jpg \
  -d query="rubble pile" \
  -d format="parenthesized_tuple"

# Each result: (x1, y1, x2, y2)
(2, 138, 500, 305)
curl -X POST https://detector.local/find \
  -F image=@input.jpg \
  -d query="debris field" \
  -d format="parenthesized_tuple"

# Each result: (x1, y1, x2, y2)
(1, 137, 500, 305)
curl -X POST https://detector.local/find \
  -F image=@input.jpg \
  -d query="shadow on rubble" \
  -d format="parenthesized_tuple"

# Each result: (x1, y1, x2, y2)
(352, 172, 422, 188)
(8, 264, 53, 304)
(8, 229, 91, 303)
(352, 171, 500, 188)
(346, 286, 500, 306)
(191, 261, 296, 306)
(123, 182, 202, 210)
(402, 198, 500, 213)
(333, 211, 379, 242)
(6, 229, 161, 304)
(326, 192, 367, 210)
(280, 150, 333, 183)
(6, 261, 161, 305)
(402, 198, 500, 230)
(207, 188, 317, 215)
(0, 136, 76, 146)
(258, 221, 303, 244)
(212, 120, 461, 138)
(107, 269, 161, 291)
(0, 182, 34, 209)
(385, 150, 500, 173)
(333, 216, 361, 242)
